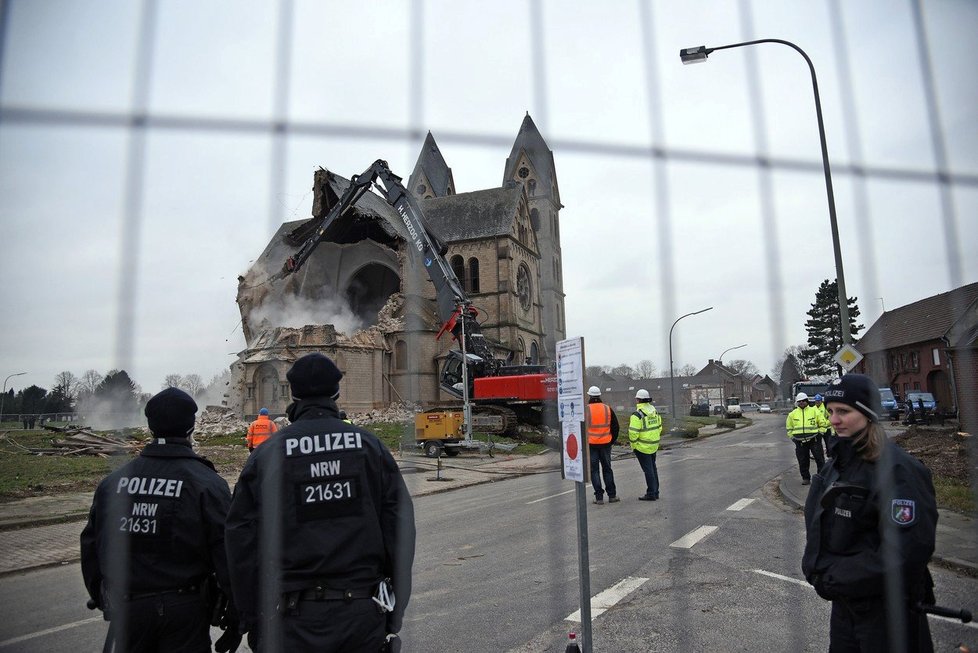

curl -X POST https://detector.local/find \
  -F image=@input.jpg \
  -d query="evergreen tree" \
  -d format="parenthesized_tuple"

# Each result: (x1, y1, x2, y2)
(802, 279, 862, 377)
(94, 370, 142, 428)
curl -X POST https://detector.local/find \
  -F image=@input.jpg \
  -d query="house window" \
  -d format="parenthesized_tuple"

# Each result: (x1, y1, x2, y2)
(395, 340, 407, 370)
(932, 348, 940, 366)
(904, 383, 910, 394)
(913, 382, 921, 390)
(909, 351, 919, 369)
(451, 255, 465, 288)
(468, 257, 480, 293)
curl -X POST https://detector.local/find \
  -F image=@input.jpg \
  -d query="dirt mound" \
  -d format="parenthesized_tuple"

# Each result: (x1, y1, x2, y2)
(892, 426, 973, 484)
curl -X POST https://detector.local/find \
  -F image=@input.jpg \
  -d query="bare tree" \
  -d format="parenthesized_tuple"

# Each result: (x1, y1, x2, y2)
(585, 365, 610, 378)
(610, 364, 635, 378)
(49, 371, 79, 412)
(678, 363, 698, 376)
(163, 374, 184, 389)
(634, 359, 657, 378)
(183, 373, 205, 397)
(78, 369, 104, 400)
(726, 359, 759, 379)
(771, 345, 806, 384)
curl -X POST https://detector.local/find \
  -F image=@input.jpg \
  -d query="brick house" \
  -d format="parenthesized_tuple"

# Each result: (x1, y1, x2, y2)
(855, 282, 978, 433)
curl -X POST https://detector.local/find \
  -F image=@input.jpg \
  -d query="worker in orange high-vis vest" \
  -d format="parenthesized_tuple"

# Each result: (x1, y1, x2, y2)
(586, 386, 621, 505)
(246, 407, 278, 451)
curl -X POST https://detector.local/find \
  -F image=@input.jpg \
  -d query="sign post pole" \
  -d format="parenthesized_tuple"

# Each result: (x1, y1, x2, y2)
(557, 337, 591, 652)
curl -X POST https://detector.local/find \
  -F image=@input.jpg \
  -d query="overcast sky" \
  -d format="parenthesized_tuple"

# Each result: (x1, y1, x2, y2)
(1, 0, 976, 398)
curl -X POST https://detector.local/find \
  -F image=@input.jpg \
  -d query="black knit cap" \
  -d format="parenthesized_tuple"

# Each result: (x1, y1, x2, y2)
(145, 387, 198, 438)
(287, 353, 343, 399)
(823, 374, 881, 423)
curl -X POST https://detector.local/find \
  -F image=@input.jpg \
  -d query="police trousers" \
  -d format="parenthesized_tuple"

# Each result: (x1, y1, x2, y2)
(255, 598, 386, 653)
(794, 437, 825, 480)
(829, 596, 933, 653)
(106, 591, 210, 653)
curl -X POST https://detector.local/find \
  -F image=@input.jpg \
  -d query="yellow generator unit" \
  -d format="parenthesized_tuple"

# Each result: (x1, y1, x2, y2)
(415, 411, 464, 457)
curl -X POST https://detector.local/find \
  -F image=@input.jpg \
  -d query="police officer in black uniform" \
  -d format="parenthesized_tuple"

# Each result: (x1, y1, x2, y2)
(225, 353, 416, 652)
(802, 374, 937, 653)
(80, 387, 239, 652)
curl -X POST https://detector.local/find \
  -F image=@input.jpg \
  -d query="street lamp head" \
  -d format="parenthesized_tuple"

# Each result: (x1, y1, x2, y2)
(680, 46, 711, 64)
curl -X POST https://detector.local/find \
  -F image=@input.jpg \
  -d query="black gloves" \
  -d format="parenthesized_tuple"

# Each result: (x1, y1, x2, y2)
(385, 634, 401, 653)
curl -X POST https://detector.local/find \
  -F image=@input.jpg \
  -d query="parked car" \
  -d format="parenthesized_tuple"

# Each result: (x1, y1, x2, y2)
(689, 403, 711, 417)
(740, 402, 760, 413)
(905, 391, 936, 412)
(879, 387, 900, 420)
(758, 403, 772, 413)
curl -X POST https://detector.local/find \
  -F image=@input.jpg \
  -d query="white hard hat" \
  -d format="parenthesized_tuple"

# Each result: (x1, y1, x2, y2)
(795, 392, 809, 402)
(587, 386, 601, 397)
(635, 389, 650, 400)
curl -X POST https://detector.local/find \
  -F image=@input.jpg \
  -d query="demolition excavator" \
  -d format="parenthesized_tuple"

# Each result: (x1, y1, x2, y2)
(280, 159, 557, 439)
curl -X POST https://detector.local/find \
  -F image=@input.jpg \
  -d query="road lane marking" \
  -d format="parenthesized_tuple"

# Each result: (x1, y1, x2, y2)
(727, 498, 755, 511)
(565, 576, 649, 622)
(0, 616, 102, 648)
(670, 525, 718, 549)
(752, 569, 810, 587)
(526, 489, 575, 504)
(752, 570, 978, 630)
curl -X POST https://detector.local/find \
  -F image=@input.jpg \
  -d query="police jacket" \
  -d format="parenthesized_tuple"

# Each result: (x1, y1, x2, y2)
(225, 398, 416, 632)
(785, 405, 828, 441)
(628, 403, 662, 455)
(80, 440, 232, 606)
(802, 436, 937, 601)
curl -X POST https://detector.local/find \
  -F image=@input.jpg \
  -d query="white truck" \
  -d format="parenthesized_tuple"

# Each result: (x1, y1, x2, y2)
(724, 396, 743, 418)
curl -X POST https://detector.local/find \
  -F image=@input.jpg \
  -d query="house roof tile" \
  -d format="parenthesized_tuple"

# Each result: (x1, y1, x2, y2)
(857, 282, 978, 353)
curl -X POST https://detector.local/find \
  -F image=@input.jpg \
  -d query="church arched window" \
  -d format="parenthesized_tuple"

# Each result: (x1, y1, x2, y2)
(451, 255, 465, 287)
(395, 340, 407, 370)
(468, 257, 480, 294)
(528, 179, 536, 196)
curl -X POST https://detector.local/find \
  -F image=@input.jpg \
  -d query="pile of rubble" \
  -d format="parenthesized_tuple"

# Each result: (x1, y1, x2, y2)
(9, 424, 142, 456)
(194, 406, 250, 438)
(338, 293, 405, 348)
(349, 402, 420, 424)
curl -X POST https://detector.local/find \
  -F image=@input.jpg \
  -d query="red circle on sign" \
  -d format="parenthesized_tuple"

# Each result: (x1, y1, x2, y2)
(566, 432, 579, 460)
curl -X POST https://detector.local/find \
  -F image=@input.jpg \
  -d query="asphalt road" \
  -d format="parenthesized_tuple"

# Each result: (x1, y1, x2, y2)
(1, 413, 975, 651)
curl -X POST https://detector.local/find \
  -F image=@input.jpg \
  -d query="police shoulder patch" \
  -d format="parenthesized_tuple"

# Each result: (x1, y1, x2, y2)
(891, 499, 916, 525)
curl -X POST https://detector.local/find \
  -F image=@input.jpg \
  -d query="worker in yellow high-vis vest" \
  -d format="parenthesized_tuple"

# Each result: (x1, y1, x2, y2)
(629, 389, 663, 501)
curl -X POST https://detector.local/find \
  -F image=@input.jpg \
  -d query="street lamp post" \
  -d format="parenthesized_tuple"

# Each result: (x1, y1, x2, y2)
(680, 40, 852, 346)
(1, 372, 27, 426)
(717, 344, 747, 406)
(669, 307, 714, 418)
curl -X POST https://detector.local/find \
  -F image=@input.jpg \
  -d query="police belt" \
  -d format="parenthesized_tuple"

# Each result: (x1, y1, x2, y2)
(122, 582, 203, 602)
(289, 584, 376, 604)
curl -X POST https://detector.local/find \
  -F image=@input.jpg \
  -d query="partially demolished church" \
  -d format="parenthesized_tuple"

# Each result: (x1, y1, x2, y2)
(230, 115, 566, 416)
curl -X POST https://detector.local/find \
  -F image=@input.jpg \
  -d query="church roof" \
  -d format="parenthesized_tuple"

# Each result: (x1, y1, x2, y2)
(503, 113, 558, 202)
(421, 187, 523, 241)
(408, 132, 455, 198)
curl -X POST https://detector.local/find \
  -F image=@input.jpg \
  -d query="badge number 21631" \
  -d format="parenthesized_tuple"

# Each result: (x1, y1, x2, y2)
(303, 479, 356, 504)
